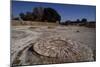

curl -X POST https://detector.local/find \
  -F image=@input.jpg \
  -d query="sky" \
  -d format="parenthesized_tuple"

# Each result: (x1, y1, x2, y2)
(12, 1, 96, 22)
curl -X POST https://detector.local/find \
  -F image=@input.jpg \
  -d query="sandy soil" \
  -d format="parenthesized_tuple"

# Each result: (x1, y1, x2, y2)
(11, 24, 96, 66)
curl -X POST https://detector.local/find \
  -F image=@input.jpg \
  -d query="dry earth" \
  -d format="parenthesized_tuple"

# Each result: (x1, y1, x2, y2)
(11, 21, 96, 66)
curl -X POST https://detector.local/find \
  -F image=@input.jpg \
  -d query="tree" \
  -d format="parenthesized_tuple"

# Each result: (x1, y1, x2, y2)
(76, 19, 80, 23)
(25, 12, 34, 21)
(81, 18, 87, 22)
(19, 13, 25, 20)
(19, 7, 61, 22)
(32, 7, 44, 21)
(79, 18, 88, 26)
(42, 7, 61, 22)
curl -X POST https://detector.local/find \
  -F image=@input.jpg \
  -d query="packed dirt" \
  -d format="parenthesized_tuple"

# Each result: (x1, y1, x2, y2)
(11, 21, 96, 66)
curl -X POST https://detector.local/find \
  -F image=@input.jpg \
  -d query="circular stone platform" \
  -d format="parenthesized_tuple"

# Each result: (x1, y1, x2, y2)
(33, 36, 94, 62)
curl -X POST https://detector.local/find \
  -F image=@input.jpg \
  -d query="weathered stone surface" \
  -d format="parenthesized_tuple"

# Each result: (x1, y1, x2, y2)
(11, 25, 95, 66)
(33, 36, 94, 62)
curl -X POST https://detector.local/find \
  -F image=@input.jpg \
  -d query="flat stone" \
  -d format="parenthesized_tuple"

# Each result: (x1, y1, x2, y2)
(33, 36, 94, 62)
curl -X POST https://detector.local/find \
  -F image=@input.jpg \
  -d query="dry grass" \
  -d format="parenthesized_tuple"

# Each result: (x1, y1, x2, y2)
(11, 20, 59, 26)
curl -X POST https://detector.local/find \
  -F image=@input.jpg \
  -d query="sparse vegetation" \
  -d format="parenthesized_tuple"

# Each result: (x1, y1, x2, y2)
(12, 6, 96, 28)
(60, 18, 96, 28)
(11, 3, 96, 66)
(13, 7, 61, 23)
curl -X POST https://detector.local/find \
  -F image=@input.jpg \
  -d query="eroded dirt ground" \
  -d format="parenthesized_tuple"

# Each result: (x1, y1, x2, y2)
(11, 25, 96, 66)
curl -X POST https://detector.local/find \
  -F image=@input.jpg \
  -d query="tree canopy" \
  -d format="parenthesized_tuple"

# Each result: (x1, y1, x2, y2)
(18, 7, 61, 22)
